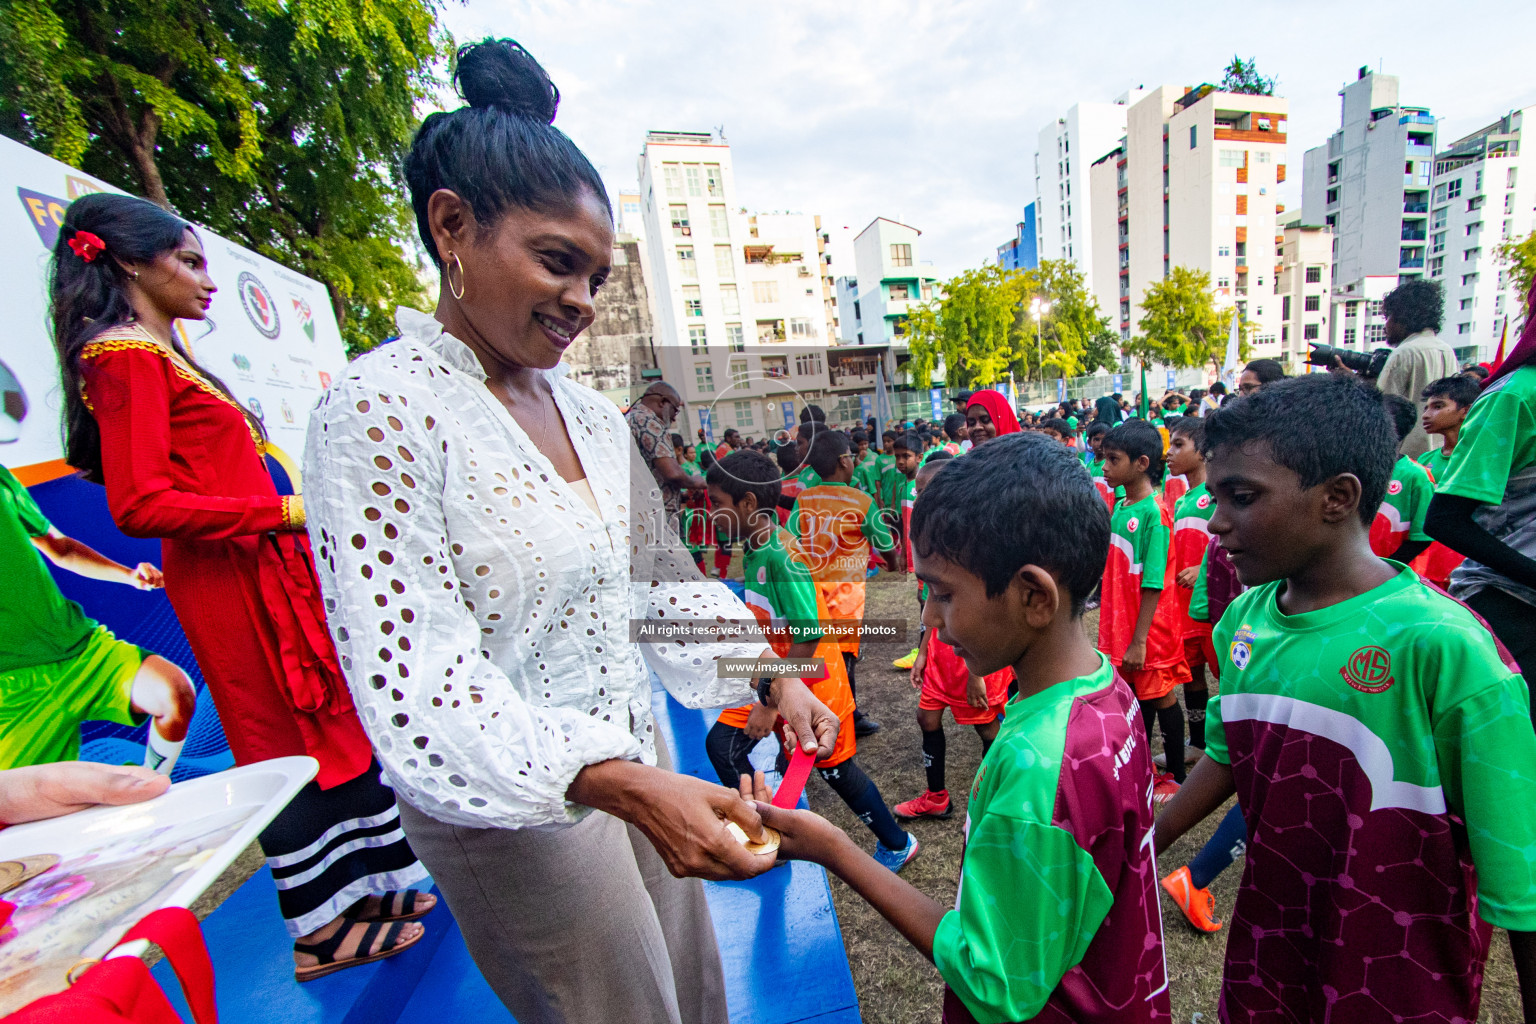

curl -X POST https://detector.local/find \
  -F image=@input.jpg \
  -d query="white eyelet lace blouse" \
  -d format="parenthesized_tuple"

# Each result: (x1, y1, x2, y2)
(303, 308, 766, 830)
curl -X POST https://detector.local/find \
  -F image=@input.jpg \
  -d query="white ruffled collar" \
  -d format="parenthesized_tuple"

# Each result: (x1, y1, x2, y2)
(393, 306, 571, 383)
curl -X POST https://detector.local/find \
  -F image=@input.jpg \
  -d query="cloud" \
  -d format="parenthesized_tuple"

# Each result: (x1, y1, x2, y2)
(442, 0, 1536, 279)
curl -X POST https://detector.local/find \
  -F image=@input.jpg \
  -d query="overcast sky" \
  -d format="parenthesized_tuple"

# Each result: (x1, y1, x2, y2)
(441, 0, 1536, 279)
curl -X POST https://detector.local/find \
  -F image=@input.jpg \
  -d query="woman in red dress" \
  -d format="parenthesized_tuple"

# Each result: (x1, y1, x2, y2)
(49, 193, 431, 980)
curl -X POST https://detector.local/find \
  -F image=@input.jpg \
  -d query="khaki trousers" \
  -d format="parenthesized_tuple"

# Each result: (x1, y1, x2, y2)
(397, 752, 728, 1024)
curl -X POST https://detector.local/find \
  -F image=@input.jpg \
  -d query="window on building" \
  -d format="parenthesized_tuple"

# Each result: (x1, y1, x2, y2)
(753, 281, 778, 304)
(669, 205, 691, 237)
(1446, 178, 1463, 200)
(732, 400, 753, 427)
(1217, 276, 1231, 289)
(725, 323, 744, 350)
(757, 319, 785, 343)
(1219, 149, 1245, 167)
(720, 283, 739, 315)
(1462, 273, 1478, 286)
(790, 318, 816, 341)
(714, 245, 734, 279)
(1505, 219, 1516, 238)
(1458, 323, 1472, 335)
(1190, 125, 1198, 149)
(676, 245, 697, 279)
(1327, 188, 1339, 205)
(888, 282, 911, 301)
(695, 362, 714, 392)
(684, 165, 703, 197)
(1432, 232, 1446, 253)
(1507, 193, 1517, 215)
(682, 285, 702, 318)
(1464, 247, 1481, 261)
(853, 300, 861, 320)
(1509, 167, 1519, 189)
(1257, 151, 1272, 163)
(1305, 266, 1322, 284)
(1428, 256, 1444, 277)
(708, 206, 730, 238)
(1366, 324, 1387, 344)
(1304, 295, 1320, 312)
(1282, 325, 1290, 343)
(1218, 245, 1231, 257)
(1432, 208, 1447, 230)
(1344, 327, 1357, 345)
(663, 164, 683, 197)
(921, 281, 934, 301)
(890, 243, 913, 267)
(728, 358, 749, 382)
(794, 352, 823, 376)
(705, 164, 724, 198)
(1282, 295, 1292, 320)
(1475, 170, 1483, 191)
(689, 326, 708, 353)
(1304, 324, 1320, 340)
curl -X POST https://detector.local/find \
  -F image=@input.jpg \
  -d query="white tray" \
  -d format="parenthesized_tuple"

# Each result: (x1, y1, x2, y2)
(0, 756, 317, 1014)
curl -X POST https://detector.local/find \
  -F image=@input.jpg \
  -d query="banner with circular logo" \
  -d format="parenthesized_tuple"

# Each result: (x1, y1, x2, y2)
(237, 272, 281, 339)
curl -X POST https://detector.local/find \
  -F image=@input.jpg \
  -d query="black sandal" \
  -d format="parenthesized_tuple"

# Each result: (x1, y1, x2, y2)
(294, 919, 424, 982)
(342, 889, 435, 924)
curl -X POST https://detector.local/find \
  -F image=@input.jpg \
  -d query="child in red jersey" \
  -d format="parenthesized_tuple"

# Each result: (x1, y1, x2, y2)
(894, 453, 1013, 822)
(754, 433, 1170, 1024)
(1098, 421, 1190, 804)
(1165, 417, 1216, 764)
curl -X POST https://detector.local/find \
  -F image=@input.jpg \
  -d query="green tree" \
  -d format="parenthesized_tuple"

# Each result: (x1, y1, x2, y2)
(1128, 266, 1250, 373)
(906, 260, 1111, 389)
(1220, 56, 1277, 96)
(1496, 230, 1536, 303)
(0, 0, 447, 354)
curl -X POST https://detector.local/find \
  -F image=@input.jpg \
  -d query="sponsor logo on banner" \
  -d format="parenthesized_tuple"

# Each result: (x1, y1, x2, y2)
(1341, 645, 1395, 693)
(1229, 624, 1256, 670)
(17, 187, 69, 249)
(231, 353, 251, 373)
(291, 297, 316, 342)
(65, 176, 103, 200)
(237, 272, 281, 339)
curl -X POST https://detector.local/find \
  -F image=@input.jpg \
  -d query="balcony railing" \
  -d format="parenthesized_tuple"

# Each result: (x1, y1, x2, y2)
(1404, 201, 1429, 214)
(1400, 256, 1425, 269)
(1401, 227, 1427, 241)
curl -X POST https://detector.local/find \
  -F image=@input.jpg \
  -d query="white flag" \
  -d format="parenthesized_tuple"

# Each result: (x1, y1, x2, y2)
(1220, 314, 1241, 389)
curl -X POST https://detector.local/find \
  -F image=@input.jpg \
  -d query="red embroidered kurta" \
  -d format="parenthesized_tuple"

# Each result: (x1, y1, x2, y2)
(78, 325, 370, 788)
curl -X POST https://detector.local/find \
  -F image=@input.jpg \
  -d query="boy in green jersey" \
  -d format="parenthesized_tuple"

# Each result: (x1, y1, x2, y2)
(0, 466, 194, 774)
(1369, 394, 1435, 564)
(1155, 374, 1536, 1024)
(753, 434, 1170, 1023)
(1408, 376, 1477, 587)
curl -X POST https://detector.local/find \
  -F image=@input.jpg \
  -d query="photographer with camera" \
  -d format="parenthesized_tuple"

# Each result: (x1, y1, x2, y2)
(1319, 279, 1457, 458)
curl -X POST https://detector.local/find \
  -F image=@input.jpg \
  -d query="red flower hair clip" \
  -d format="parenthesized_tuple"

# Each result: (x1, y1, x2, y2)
(67, 230, 107, 263)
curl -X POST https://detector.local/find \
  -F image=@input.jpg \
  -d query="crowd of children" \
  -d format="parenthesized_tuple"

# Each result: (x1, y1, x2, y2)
(691, 349, 1536, 1023)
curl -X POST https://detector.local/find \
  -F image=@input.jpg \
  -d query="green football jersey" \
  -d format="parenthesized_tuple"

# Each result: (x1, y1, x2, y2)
(1414, 443, 1452, 483)
(1368, 455, 1433, 557)
(1205, 565, 1536, 1020)
(741, 526, 823, 646)
(933, 653, 1168, 1022)
(1436, 365, 1536, 606)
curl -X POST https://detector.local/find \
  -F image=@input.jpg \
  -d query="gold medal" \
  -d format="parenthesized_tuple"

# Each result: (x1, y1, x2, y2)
(724, 821, 782, 855)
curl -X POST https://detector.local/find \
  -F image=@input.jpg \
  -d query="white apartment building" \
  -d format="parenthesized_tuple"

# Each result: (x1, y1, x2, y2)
(1035, 92, 1146, 302)
(1430, 106, 1535, 362)
(635, 131, 831, 441)
(1087, 144, 1128, 335)
(1117, 84, 1288, 358)
(1301, 70, 1437, 350)
(1275, 213, 1335, 369)
(848, 218, 939, 348)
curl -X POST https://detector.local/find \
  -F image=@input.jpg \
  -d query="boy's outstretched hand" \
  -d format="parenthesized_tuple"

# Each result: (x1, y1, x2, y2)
(737, 770, 844, 866)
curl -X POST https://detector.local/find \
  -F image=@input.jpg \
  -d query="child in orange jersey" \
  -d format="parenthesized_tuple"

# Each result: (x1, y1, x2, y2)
(792, 430, 897, 737)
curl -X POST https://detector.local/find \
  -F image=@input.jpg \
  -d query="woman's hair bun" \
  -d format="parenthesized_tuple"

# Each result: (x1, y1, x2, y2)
(455, 38, 559, 124)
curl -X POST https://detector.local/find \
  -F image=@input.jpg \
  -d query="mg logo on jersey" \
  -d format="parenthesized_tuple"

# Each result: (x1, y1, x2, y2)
(237, 272, 281, 339)
(1387, 480, 1403, 496)
(1229, 624, 1256, 670)
(1127, 517, 1140, 533)
(1341, 645, 1395, 693)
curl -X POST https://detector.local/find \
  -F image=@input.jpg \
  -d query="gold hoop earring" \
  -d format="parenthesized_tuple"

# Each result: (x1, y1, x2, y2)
(446, 252, 466, 301)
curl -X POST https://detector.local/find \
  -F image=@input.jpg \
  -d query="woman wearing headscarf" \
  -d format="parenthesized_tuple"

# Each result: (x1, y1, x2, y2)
(1426, 281, 1536, 681)
(964, 388, 1022, 444)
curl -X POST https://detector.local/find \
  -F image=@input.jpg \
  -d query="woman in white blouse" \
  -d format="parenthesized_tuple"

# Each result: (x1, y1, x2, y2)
(303, 40, 837, 1024)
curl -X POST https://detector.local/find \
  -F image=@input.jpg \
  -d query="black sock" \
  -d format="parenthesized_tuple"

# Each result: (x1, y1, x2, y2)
(704, 722, 758, 789)
(1185, 686, 1209, 750)
(1139, 700, 1157, 744)
(844, 652, 859, 707)
(819, 760, 909, 850)
(921, 727, 946, 793)
(1158, 704, 1186, 783)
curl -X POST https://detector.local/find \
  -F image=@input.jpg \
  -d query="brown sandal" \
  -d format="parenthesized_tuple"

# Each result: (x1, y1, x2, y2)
(342, 889, 436, 924)
(293, 919, 424, 982)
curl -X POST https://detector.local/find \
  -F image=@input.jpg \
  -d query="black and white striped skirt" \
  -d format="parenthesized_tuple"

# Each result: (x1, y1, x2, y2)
(258, 758, 430, 937)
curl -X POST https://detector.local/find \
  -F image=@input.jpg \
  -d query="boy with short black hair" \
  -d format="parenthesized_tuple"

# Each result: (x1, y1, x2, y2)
(1156, 373, 1536, 1023)
(1084, 422, 1116, 509)
(1411, 375, 1478, 585)
(1098, 422, 1190, 804)
(754, 433, 1170, 1024)
(1370, 392, 1435, 564)
(703, 450, 917, 872)
(889, 432, 927, 670)
(1164, 416, 1216, 763)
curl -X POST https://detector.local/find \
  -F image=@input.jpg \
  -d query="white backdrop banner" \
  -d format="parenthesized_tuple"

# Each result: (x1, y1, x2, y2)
(0, 135, 347, 478)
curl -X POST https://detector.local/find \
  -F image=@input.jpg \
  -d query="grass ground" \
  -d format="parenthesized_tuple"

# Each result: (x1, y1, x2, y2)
(803, 569, 1523, 1023)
